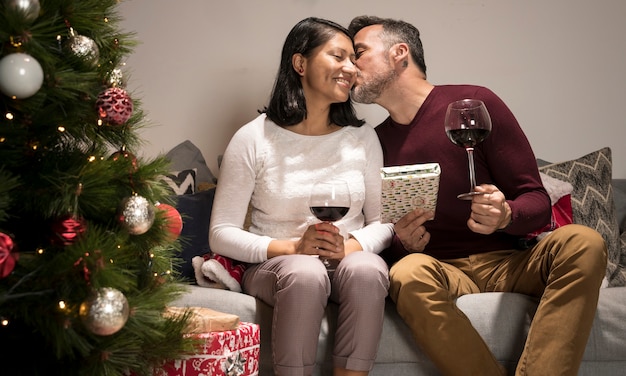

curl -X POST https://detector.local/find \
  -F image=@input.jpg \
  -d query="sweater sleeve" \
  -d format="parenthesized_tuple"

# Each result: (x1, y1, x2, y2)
(348, 126, 395, 253)
(209, 121, 273, 264)
(477, 87, 551, 235)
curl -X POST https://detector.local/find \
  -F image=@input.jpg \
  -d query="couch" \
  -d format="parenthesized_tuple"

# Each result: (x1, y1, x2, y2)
(167, 145, 626, 375)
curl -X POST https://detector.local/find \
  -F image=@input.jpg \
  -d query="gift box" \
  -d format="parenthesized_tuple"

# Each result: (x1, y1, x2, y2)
(380, 162, 440, 223)
(154, 322, 260, 376)
(164, 306, 240, 333)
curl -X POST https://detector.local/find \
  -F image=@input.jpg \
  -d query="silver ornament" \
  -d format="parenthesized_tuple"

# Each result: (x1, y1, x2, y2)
(79, 287, 129, 336)
(106, 67, 125, 88)
(65, 28, 99, 67)
(118, 195, 155, 235)
(5, 0, 41, 23)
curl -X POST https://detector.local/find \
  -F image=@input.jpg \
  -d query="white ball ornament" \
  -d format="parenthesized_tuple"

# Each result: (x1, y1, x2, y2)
(0, 52, 44, 99)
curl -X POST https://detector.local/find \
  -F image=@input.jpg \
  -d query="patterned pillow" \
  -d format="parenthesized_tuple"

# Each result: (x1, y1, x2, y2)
(160, 169, 197, 195)
(538, 147, 624, 286)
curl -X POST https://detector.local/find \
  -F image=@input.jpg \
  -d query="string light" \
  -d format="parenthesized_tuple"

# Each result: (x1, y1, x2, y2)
(5, 112, 13, 120)
(58, 125, 66, 132)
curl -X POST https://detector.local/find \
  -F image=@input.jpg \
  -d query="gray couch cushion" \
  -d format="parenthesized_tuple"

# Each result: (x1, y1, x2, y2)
(172, 285, 626, 375)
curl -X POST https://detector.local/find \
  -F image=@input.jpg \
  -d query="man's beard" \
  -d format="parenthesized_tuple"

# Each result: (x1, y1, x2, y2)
(351, 67, 397, 104)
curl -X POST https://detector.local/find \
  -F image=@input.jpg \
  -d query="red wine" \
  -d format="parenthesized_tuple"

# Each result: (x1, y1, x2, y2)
(310, 206, 349, 222)
(446, 128, 490, 148)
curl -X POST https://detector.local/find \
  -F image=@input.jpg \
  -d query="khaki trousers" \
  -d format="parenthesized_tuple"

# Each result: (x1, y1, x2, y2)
(389, 224, 607, 376)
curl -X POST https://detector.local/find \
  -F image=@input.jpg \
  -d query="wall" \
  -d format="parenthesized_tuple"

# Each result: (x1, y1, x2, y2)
(118, 0, 626, 178)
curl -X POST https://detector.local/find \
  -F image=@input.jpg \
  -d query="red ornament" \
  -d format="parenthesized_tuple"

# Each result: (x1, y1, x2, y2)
(157, 203, 183, 241)
(96, 87, 133, 125)
(51, 215, 87, 246)
(0, 232, 18, 278)
(109, 149, 138, 172)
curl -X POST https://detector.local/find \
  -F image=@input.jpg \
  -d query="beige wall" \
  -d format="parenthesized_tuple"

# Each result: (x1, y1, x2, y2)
(118, 0, 626, 178)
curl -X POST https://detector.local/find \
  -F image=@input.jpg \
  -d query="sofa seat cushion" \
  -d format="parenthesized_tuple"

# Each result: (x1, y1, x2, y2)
(172, 285, 626, 375)
(456, 292, 537, 367)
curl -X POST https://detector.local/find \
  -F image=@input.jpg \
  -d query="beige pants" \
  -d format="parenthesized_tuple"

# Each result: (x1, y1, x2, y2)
(243, 251, 389, 376)
(389, 224, 607, 376)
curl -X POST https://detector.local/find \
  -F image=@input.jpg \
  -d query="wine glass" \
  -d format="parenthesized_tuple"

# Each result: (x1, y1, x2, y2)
(444, 99, 492, 200)
(309, 179, 351, 270)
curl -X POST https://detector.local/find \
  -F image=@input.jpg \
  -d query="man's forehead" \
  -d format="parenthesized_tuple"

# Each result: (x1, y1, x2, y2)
(354, 24, 383, 44)
(356, 24, 383, 38)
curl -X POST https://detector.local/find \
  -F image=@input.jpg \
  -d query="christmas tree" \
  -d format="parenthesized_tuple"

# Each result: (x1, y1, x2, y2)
(0, 1, 194, 374)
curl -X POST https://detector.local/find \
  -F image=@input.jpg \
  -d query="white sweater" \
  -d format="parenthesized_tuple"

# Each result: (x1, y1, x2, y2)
(209, 114, 394, 263)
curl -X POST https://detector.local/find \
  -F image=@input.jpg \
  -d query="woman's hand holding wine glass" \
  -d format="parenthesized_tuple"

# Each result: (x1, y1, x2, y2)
(444, 99, 492, 200)
(308, 179, 351, 270)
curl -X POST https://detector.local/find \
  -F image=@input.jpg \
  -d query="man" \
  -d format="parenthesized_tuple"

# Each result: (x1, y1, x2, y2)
(348, 15, 607, 376)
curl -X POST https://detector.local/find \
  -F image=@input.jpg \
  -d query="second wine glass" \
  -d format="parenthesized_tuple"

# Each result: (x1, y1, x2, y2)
(309, 179, 351, 270)
(444, 99, 492, 200)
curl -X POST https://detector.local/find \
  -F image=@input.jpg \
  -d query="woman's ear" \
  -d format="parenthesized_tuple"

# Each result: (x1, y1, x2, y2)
(292, 54, 305, 75)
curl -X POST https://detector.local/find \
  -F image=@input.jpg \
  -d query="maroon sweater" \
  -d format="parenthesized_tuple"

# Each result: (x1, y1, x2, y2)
(376, 85, 551, 260)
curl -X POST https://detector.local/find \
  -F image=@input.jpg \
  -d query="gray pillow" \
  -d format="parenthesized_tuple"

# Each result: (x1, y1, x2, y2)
(539, 147, 624, 287)
(165, 140, 217, 188)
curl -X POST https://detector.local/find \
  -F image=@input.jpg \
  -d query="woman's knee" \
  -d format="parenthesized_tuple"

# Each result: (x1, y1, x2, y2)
(279, 255, 330, 298)
(336, 252, 389, 290)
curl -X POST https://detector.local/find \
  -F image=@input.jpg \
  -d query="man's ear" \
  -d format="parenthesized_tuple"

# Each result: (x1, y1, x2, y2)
(390, 43, 410, 68)
(292, 54, 305, 75)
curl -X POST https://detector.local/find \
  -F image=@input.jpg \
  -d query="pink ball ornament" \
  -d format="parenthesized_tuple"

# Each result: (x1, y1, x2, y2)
(96, 87, 133, 125)
(0, 232, 19, 279)
(0, 52, 44, 99)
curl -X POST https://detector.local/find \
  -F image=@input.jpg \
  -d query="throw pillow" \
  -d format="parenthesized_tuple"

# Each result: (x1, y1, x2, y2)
(526, 173, 574, 239)
(538, 147, 624, 286)
(174, 188, 215, 281)
(165, 140, 217, 189)
(160, 169, 196, 195)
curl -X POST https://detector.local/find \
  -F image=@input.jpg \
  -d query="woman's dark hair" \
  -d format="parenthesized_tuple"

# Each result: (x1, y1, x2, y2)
(348, 15, 427, 77)
(262, 17, 365, 127)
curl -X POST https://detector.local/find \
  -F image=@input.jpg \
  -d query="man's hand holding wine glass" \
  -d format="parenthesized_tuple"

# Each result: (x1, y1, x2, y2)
(468, 184, 512, 235)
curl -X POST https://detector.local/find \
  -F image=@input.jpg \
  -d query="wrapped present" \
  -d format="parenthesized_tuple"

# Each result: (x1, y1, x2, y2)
(164, 306, 240, 333)
(154, 322, 260, 376)
(380, 163, 440, 223)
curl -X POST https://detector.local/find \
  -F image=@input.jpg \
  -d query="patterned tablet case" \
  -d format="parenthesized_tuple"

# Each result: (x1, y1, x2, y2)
(380, 163, 440, 223)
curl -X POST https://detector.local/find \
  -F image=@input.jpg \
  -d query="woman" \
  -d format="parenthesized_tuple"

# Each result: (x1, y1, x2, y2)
(209, 17, 393, 376)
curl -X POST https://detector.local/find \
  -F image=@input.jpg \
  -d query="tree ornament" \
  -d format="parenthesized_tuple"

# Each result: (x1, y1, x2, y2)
(50, 215, 87, 246)
(0, 232, 19, 278)
(109, 148, 138, 172)
(96, 87, 133, 125)
(156, 203, 183, 241)
(79, 287, 129, 336)
(65, 28, 99, 67)
(118, 195, 155, 235)
(106, 66, 125, 88)
(0, 52, 44, 99)
(5, 0, 41, 23)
